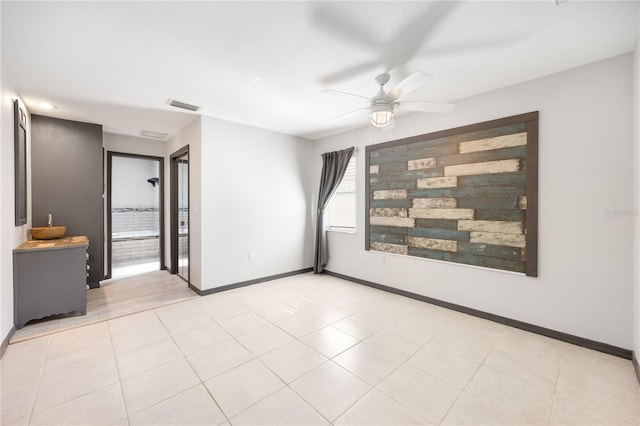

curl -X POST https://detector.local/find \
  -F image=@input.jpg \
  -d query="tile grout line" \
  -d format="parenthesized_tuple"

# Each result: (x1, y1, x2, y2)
(200, 291, 331, 424)
(170, 310, 233, 425)
(225, 288, 360, 424)
(26, 334, 51, 425)
(106, 319, 131, 424)
(547, 352, 563, 426)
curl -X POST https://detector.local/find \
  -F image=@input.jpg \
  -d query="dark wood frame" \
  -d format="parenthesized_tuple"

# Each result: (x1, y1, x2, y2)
(106, 151, 165, 279)
(14, 100, 27, 226)
(365, 111, 539, 277)
(170, 145, 190, 282)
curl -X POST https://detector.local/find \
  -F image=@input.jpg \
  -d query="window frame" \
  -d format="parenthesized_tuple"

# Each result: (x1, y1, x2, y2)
(327, 156, 356, 232)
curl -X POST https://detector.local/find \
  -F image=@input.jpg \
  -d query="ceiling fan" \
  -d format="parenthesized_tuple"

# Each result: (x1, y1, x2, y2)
(313, 2, 459, 86)
(312, 2, 458, 128)
(323, 71, 455, 128)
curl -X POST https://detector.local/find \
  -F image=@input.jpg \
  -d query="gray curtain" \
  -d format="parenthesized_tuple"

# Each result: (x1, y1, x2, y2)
(313, 147, 355, 274)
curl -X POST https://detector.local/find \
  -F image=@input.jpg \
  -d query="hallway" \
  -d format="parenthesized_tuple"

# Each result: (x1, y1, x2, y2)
(11, 270, 197, 343)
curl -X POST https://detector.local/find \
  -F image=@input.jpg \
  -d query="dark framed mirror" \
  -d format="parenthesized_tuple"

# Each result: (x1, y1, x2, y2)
(14, 99, 27, 226)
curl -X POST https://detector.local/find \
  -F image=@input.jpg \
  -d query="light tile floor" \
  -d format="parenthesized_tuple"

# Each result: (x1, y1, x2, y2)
(2, 272, 638, 425)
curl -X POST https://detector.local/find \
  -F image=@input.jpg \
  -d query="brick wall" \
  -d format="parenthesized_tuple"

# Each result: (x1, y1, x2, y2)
(112, 206, 159, 234)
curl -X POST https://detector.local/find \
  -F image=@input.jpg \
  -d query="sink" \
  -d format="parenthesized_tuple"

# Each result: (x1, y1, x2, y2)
(30, 226, 66, 240)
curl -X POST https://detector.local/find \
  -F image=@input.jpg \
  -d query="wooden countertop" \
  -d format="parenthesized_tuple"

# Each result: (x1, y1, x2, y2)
(14, 236, 89, 252)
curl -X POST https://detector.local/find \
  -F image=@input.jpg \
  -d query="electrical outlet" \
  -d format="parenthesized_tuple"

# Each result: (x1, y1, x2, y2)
(248, 251, 255, 261)
(380, 256, 386, 264)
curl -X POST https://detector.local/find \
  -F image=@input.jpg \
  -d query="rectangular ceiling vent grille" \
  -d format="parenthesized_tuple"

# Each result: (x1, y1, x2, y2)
(166, 98, 200, 112)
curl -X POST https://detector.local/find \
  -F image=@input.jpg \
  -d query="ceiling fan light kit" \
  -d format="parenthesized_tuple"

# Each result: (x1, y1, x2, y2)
(369, 102, 394, 128)
(325, 71, 455, 130)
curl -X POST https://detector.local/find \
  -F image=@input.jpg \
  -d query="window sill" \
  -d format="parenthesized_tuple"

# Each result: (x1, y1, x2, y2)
(327, 227, 356, 234)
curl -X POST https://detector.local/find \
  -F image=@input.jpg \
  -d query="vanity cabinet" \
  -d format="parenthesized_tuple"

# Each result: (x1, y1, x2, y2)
(13, 236, 89, 329)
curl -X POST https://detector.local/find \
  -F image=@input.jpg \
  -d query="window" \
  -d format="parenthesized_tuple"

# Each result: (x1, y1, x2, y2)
(327, 157, 356, 230)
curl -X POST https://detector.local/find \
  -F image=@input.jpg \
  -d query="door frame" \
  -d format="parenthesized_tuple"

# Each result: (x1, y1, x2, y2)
(106, 151, 165, 279)
(170, 145, 190, 282)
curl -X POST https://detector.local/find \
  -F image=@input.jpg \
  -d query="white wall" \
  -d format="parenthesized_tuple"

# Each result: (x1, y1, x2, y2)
(165, 117, 202, 289)
(199, 116, 314, 291)
(314, 53, 635, 349)
(103, 132, 166, 158)
(634, 34, 640, 356)
(0, 80, 31, 344)
(111, 156, 159, 207)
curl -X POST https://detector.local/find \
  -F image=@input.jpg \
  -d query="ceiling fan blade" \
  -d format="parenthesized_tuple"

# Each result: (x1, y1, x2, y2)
(311, 4, 380, 51)
(387, 71, 433, 101)
(328, 107, 369, 123)
(396, 101, 456, 113)
(320, 89, 370, 102)
(381, 2, 459, 70)
(320, 60, 380, 85)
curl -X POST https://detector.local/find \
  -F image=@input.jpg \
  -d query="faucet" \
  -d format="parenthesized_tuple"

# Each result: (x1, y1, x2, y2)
(47, 213, 53, 228)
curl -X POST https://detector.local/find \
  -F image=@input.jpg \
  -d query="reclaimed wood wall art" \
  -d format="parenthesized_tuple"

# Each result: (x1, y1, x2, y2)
(365, 112, 538, 276)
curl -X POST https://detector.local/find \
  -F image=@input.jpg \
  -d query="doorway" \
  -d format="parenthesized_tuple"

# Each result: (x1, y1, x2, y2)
(171, 146, 189, 282)
(107, 152, 165, 279)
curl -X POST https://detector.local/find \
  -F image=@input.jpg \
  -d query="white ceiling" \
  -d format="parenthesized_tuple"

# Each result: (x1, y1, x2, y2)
(2, 1, 638, 141)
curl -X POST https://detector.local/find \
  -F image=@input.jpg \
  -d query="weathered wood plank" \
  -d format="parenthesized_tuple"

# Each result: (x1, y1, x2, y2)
(437, 146, 526, 169)
(378, 161, 409, 176)
(414, 219, 458, 230)
(409, 208, 474, 220)
(370, 208, 408, 218)
(459, 132, 527, 154)
(519, 196, 527, 210)
(370, 225, 409, 236)
(444, 159, 521, 177)
(408, 227, 470, 242)
(457, 196, 519, 210)
(457, 220, 524, 235)
(451, 123, 527, 146)
(370, 165, 380, 174)
(369, 180, 416, 190)
(406, 236, 457, 252)
(373, 189, 408, 200)
(458, 171, 526, 187)
(416, 176, 458, 189)
(474, 209, 525, 222)
(406, 123, 527, 153)
(369, 145, 408, 165)
(409, 188, 455, 198)
(409, 184, 525, 199)
(407, 247, 525, 273)
(372, 169, 442, 181)
(407, 157, 436, 170)
(370, 216, 415, 227)
(370, 233, 406, 245)
(370, 199, 412, 209)
(370, 241, 408, 255)
(407, 247, 454, 261)
(470, 231, 526, 248)
(413, 198, 457, 208)
(458, 242, 521, 261)
(404, 142, 460, 158)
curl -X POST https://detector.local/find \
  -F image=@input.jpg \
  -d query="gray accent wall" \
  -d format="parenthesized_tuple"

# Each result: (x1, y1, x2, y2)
(31, 115, 104, 286)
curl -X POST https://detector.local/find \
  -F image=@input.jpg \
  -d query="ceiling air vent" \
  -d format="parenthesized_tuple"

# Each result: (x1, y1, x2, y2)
(140, 130, 168, 139)
(166, 98, 200, 112)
